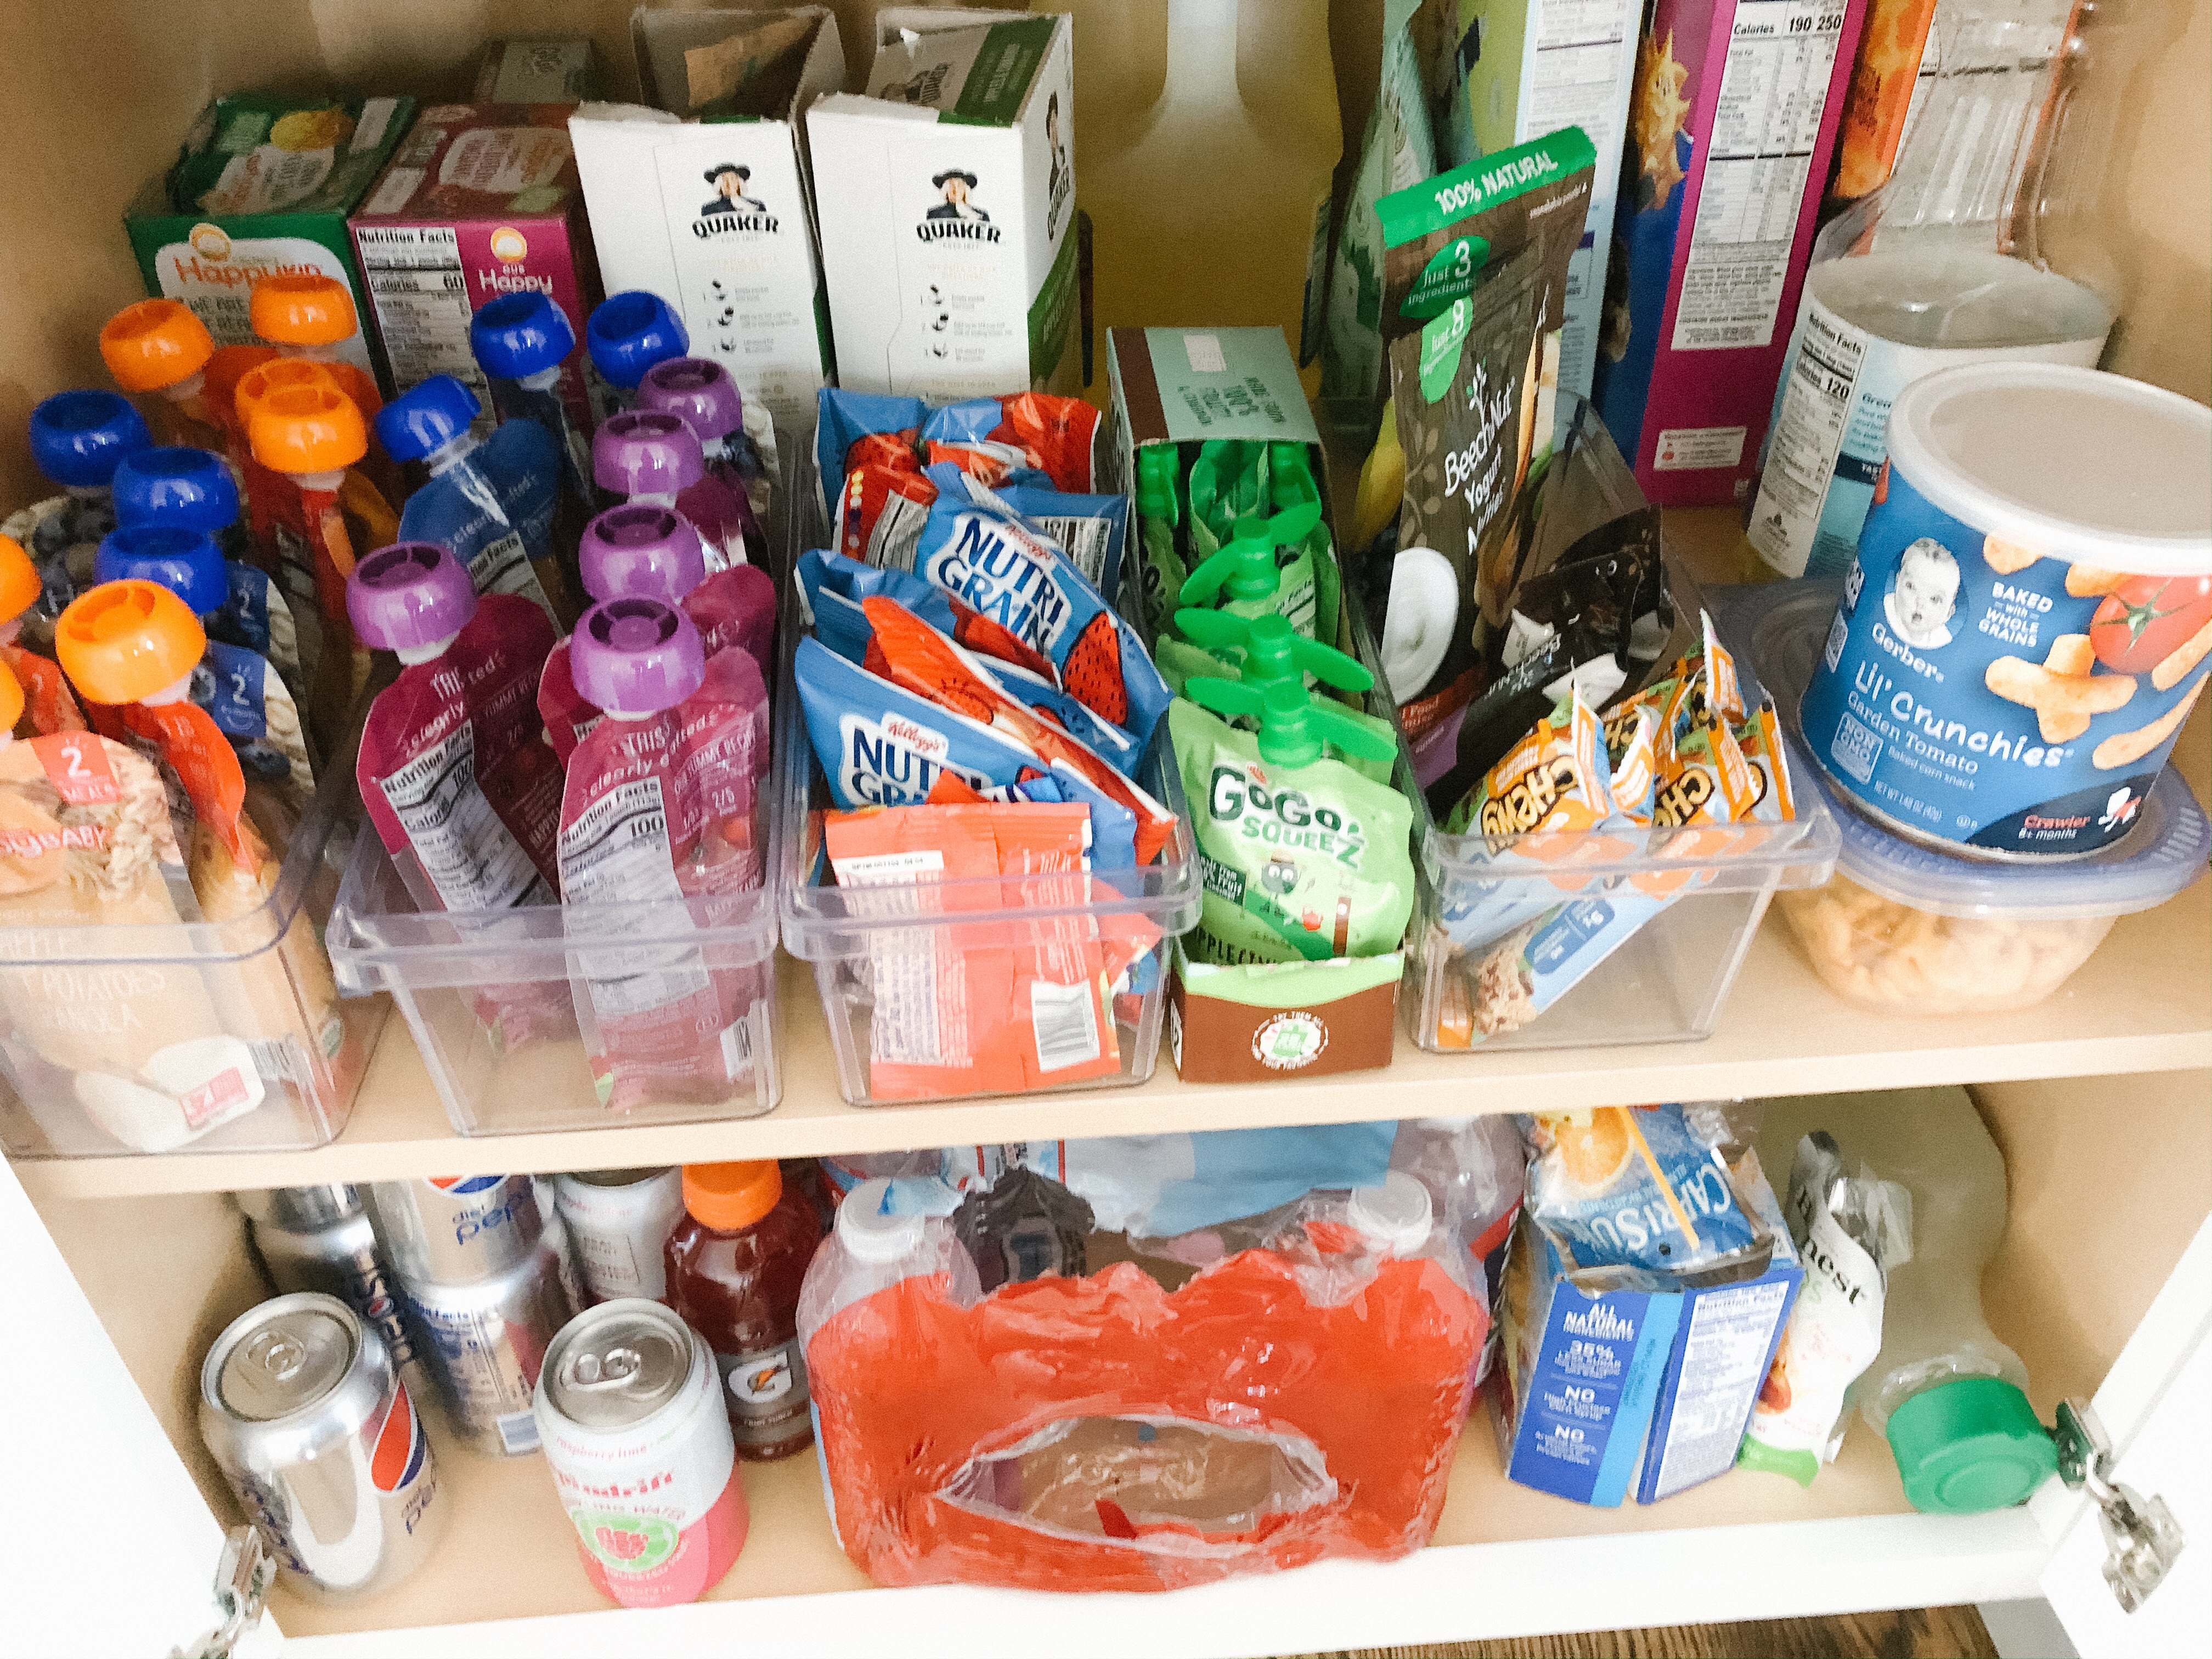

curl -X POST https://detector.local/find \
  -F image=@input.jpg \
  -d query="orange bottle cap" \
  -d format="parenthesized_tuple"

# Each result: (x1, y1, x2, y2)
(249, 383, 367, 475)
(0, 659, 22, 736)
(100, 301, 215, 394)
(203, 346, 284, 428)
(233, 358, 338, 431)
(0, 537, 41, 625)
(251, 274, 358, 346)
(55, 581, 207, 707)
(682, 1160, 782, 1231)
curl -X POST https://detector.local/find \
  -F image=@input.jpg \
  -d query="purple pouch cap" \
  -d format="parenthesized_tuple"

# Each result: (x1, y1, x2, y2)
(580, 504, 708, 606)
(637, 357, 744, 444)
(570, 596, 704, 715)
(348, 541, 475, 653)
(594, 410, 706, 498)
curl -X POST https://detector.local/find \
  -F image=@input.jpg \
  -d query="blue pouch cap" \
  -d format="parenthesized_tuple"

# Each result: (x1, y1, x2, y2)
(112, 447, 238, 532)
(30, 391, 151, 488)
(587, 291, 688, 390)
(375, 375, 482, 461)
(95, 525, 229, 616)
(472, 291, 577, 381)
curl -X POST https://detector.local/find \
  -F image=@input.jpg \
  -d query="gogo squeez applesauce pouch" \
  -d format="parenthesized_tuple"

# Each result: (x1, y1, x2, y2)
(1740, 1132, 1913, 1487)
(348, 545, 572, 1053)
(557, 599, 772, 1111)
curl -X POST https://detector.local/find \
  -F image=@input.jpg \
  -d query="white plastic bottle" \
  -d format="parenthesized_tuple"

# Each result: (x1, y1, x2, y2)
(1076, 0, 1340, 383)
(1759, 1088, 2058, 1514)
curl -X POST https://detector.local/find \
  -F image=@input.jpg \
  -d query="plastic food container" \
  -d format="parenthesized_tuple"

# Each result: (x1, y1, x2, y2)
(1402, 407, 1841, 1052)
(0, 745, 384, 1159)
(778, 455, 1199, 1107)
(1735, 580, 2210, 1015)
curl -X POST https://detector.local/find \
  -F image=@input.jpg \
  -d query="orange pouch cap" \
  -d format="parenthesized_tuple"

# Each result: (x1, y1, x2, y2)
(233, 359, 339, 434)
(0, 659, 23, 733)
(249, 385, 368, 475)
(0, 537, 42, 624)
(251, 274, 357, 346)
(101, 300, 215, 394)
(55, 581, 207, 707)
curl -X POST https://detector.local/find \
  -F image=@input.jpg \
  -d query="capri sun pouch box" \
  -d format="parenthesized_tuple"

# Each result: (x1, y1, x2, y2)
(807, 9, 1079, 401)
(1493, 1171, 1801, 1506)
(1110, 325, 1404, 1083)
(349, 104, 601, 436)
(569, 7, 845, 433)
(125, 93, 417, 392)
(1590, 0, 1870, 506)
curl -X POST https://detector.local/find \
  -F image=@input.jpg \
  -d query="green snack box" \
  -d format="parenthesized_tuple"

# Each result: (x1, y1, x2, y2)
(124, 92, 417, 394)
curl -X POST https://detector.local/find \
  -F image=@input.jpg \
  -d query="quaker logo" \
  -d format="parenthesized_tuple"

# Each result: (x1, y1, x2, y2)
(918, 168, 1001, 244)
(370, 1383, 431, 1492)
(692, 162, 780, 239)
(1043, 90, 1072, 241)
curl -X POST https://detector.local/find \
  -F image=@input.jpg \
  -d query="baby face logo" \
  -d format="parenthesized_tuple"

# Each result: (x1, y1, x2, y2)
(919, 168, 1001, 243)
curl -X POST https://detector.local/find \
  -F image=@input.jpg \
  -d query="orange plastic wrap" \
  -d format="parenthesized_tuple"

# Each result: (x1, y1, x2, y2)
(804, 1206, 1486, 1592)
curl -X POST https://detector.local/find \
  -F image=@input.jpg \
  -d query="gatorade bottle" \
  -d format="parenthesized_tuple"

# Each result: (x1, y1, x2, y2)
(245, 381, 380, 748)
(376, 375, 578, 627)
(15, 391, 153, 617)
(0, 536, 84, 736)
(635, 358, 770, 573)
(586, 291, 689, 419)
(471, 290, 597, 512)
(111, 447, 302, 701)
(92, 526, 313, 797)
(1759, 1090, 2059, 1515)
(664, 1161, 824, 1462)
(98, 300, 274, 456)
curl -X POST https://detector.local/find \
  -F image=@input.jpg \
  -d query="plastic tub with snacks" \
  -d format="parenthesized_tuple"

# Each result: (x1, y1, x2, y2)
(1724, 579, 2210, 1014)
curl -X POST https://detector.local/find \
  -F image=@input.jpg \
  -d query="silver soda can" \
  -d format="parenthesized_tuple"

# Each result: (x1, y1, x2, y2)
(534, 1300, 745, 1607)
(400, 1228, 575, 1456)
(237, 1186, 416, 1373)
(199, 1293, 443, 1601)
(363, 1175, 541, 1285)
(552, 1168, 683, 1302)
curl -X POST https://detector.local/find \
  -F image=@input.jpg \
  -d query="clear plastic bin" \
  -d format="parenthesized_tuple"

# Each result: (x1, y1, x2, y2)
(0, 755, 385, 1158)
(1400, 405, 1841, 1052)
(1730, 581, 2211, 1015)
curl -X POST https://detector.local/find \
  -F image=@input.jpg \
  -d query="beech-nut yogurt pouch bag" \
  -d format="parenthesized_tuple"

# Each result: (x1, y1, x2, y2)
(1799, 365, 2212, 859)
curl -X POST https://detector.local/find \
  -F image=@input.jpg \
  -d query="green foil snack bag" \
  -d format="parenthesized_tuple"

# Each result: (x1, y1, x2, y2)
(1171, 697, 1415, 968)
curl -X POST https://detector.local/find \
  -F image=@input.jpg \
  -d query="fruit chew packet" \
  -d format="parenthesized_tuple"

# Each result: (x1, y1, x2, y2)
(0, 535, 87, 737)
(910, 466, 1173, 747)
(1525, 1103, 1772, 1292)
(840, 461, 939, 571)
(857, 597, 1177, 866)
(541, 506, 776, 764)
(992, 486, 1131, 599)
(558, 598, 772, 1111)
(824, 800, 1121, 1097)
(637, 357, 771, 573)
(1740, 1131, 1912, 1487)
(111, 447, 303, 700)
(54, 580, 360, 1146)
(918, 393, 1101, 494)
(377, 375, 577, 628)
(350, 543, 571, 1052)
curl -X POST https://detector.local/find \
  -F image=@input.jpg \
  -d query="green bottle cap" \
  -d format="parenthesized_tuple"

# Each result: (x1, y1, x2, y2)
(1178, 500, 1325, 607)
(1173, 607, 1372, 695)
(1886, 1377, 2057, 1515)
(1182, 674, 1395, 769)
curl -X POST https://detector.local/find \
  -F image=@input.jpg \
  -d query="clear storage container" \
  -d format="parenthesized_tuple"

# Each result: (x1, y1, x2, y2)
(0, 751, 385, 1158)
(1402, 406, 1841, 1052)
(1732, 581, 2210, 1015)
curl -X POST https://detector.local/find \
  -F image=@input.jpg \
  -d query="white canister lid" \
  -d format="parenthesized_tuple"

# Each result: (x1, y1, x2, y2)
(1347, 1170, 1433, 1255)
(837, 1178, 927, 1262)
(1886, 364, 2212, 576)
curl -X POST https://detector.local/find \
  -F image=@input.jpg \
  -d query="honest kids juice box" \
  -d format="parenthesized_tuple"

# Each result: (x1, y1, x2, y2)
(126, 93, 416, 393)
(349, 104, 601, 439)
(1590, 0, 1869, 506)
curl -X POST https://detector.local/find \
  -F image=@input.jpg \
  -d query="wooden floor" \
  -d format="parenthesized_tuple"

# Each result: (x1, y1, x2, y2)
(1290, 1604, 1996, 1658)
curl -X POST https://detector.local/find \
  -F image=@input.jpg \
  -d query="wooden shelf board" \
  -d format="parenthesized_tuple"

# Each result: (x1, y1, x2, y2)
(13, 873, 2207, 1200)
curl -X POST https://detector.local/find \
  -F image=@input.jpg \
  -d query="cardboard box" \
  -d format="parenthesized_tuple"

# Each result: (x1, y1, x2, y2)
(473, 39, 602, 104)
(569, 7, 844, 434)
(807, 9, 1078, 399)
(348, 104, 599, 436)
(1170, 944, 1402, 1081)
(1493, 1170, 1802, 1506)
(1589, 0, 1870, 505)
(125, 93, 416, 392)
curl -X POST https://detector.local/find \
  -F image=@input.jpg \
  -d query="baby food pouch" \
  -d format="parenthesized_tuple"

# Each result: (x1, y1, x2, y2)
(1170, 695, 1415, 967)
(637, 357, 770, 572)
(378, 375, 575, 627)
(558, 599, 771, 1111)
(53, 580, 358, 1139)
(1133, 447, 1188, 639)
(539, 505, 776, 765)
(349, 543, 569, 1052)
(911, 466, 1174, 747)
(1177, 500, 1324, 647)
(471, 290, 598, 517)
(1525, 1103, 1772, 1291)
(1740, 1131, 1913, 1487)
(585, 289, 689, 416)
(98, 299, 248, 459)
(8, 392, 153, 638)
(815, 388, 927, 521)
(0, 537, 87, 738)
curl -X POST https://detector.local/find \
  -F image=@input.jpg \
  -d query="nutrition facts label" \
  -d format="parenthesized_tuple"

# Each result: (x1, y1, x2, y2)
(356, 224, 492, 415)
(380, 724, 550, 914)
(1671, 0, 1846, 352)
(1747, 294, 1867, 567)
(1650, 1277, 1793, 1499)
(557, 777, 712, 1017)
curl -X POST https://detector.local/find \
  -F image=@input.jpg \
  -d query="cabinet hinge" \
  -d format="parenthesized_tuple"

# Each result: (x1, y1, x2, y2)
(170, 1525, 272, 1659)
(2053, 1397, 2187, 1614)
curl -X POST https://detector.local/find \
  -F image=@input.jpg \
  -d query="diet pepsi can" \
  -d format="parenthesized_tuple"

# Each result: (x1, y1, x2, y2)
(552, 1167, 683, 1302)
(363, 1175, 541, 1284)
(400, 1227, 575, 1456)
(200, 1293, 443, 1601)
(534, 1300, 746, 1607)
(236, 1186, 415, 1372)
